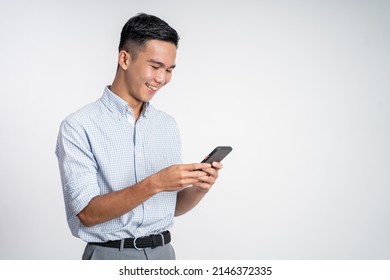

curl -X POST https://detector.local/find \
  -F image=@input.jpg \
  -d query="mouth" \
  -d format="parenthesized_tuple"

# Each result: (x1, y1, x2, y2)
(146, 83, 158, 92)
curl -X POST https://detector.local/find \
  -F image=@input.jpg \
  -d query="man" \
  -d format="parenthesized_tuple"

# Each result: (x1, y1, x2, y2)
(55, 13, 223, 260)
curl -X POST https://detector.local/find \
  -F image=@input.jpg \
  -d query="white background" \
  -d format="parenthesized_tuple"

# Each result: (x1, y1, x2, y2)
(0, 0, 389, 260)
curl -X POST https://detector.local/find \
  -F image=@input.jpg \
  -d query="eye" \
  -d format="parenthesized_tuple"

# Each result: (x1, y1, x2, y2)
(151, 65, 159, 70)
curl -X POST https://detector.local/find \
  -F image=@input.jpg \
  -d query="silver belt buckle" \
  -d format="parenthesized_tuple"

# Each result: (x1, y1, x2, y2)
(133, 237, 142, 251)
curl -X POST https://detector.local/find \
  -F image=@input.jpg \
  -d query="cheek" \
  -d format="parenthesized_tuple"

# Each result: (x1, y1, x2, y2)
(165, 73, 173, 84)
(144, 67, 155, 79)
(132, 66, 153, 83)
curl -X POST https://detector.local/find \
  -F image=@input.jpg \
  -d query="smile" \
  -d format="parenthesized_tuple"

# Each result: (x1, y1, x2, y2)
(146, 83, 158, 91)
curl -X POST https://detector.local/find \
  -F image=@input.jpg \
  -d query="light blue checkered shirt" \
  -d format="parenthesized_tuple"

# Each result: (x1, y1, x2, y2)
(55, 87, 182, 242)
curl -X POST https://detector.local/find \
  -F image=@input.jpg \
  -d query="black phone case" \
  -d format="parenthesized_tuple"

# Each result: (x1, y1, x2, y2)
(201, 146, 232, 163)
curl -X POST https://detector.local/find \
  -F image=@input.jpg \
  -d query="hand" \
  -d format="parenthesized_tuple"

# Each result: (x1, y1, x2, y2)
(150, 163, 212, 192)
(192, 161, 223, 193)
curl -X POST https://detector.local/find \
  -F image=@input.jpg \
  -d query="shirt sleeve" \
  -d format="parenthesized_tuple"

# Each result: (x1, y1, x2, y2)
(55, 118, 100, 218)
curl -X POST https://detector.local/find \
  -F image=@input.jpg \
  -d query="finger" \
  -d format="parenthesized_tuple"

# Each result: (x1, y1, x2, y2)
(178, 177, 205, 188)
(185, 170, 208, 178)
(192, 181, 212, 192)
(198, 175, 215, 184)
(182, 163, 212, 171)
(201, 166, 219, 179)
(211, 161, 223, 169)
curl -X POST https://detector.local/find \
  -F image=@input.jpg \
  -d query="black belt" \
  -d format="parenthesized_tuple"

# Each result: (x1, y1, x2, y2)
(89, 231, 171, 250)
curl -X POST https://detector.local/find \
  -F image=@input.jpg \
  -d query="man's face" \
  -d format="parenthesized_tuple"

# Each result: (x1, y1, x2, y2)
(124, 39, 177, 105)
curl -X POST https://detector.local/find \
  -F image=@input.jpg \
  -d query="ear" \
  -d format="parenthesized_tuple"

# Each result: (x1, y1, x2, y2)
(118, 50, 130, 70)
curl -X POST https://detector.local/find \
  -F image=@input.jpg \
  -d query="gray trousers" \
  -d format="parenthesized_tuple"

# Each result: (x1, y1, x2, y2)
(82, 243, 176, 260)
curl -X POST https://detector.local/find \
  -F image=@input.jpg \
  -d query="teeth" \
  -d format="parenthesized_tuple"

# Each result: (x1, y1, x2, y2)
(147, 83, 157, 91)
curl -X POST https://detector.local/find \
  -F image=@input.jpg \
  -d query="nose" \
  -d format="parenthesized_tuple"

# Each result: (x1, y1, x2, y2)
(155, 70, 165, 84)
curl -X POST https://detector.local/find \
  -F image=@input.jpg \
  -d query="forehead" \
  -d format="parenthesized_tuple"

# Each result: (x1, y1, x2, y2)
(138, 39, 177, 65)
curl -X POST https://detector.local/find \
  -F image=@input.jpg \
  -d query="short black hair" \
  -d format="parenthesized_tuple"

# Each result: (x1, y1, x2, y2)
(119, 13, 180, 59)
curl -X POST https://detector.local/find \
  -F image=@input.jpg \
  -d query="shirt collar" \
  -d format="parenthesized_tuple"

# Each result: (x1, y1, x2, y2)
(101, 86, 150, 118)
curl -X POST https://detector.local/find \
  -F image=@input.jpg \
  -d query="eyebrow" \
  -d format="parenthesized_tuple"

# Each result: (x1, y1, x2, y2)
(147, 59, 176, 69)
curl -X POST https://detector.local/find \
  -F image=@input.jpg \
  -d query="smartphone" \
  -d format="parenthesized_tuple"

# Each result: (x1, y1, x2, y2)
(201, 146, 232, 164)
